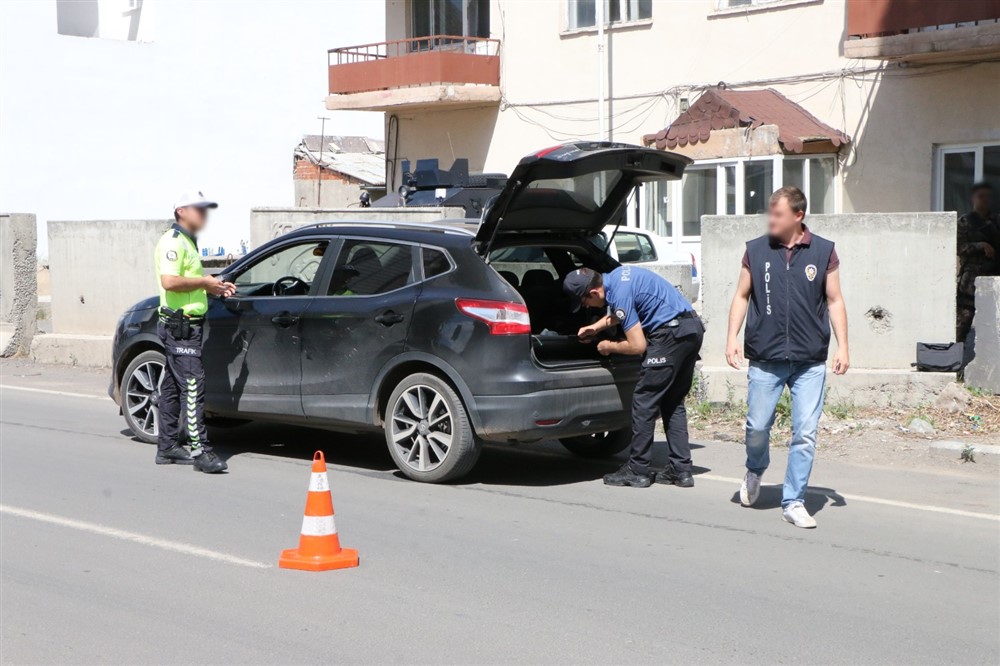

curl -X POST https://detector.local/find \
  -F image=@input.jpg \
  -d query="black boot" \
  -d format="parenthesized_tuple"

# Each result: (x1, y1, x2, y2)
(193, 450, 228, 474)
(655, 466, 694, 488)
(603, 463, 652, 488)
(156, 444, 195, 465)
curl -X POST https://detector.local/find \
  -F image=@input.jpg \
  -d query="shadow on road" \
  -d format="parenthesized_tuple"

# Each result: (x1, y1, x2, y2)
(131, 422, 720, 489)
(728, 484, 847, 515)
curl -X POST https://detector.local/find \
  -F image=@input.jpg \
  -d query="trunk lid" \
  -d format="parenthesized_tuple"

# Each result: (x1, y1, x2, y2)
(476, 142, 691, 253)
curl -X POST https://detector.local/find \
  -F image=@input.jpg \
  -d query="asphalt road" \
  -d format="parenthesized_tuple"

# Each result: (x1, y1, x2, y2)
(1, 368, 998, 665)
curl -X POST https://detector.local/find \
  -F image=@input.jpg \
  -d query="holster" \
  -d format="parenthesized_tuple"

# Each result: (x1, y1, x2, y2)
(161, 307, 192, 339)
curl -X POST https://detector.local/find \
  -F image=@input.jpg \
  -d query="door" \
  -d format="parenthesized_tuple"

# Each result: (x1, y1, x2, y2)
(203, 238, 330, 418)
(300, 238, 421, 424)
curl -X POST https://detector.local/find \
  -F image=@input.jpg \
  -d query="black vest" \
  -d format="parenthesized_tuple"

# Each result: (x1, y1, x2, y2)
(744, 233, 835, 363)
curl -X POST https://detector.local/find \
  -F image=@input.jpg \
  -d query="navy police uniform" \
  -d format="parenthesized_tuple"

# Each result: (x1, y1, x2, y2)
(603, 266, 704, 475)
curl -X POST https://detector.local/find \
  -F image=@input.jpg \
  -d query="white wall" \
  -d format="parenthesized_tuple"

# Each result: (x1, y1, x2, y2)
(0, 0, 385, 256)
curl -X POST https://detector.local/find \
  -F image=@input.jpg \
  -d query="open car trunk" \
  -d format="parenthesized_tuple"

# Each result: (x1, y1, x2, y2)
(490, 249, 618, 367)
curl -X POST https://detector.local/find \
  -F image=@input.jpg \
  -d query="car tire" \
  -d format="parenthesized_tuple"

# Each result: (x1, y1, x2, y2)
(384, 372, 480, 483)
(560, 429, 631, 458)
(121, 349, 166, 444)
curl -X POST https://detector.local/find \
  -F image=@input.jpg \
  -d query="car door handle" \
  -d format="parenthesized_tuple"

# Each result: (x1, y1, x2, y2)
(271, 312, 299, 327)
(374, 311, 405, 326)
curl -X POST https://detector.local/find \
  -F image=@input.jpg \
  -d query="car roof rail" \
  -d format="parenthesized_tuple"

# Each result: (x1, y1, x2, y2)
(295, 220, 477, 236)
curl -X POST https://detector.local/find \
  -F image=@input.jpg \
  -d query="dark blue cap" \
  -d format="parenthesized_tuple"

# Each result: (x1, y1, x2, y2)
(562, 268, 599, 313)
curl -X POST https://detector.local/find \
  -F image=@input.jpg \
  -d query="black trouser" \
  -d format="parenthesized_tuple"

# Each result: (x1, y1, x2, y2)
(626, 315, 704, 475)
(157, 319, 210, 453)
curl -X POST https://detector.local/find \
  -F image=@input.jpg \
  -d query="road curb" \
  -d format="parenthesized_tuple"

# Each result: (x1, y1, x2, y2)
(928, 440, 1000, 466)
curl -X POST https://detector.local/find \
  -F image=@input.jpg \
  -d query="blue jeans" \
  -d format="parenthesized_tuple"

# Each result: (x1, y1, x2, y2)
(745, 360, 826, 507)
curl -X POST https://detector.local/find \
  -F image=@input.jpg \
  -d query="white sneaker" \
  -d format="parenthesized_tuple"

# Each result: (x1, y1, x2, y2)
(739, 471, 761, 507)
(782, 502, 817, 529)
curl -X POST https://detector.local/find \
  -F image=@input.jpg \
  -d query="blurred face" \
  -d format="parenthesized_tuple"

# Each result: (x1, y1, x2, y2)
(972, 187, 993, 214)
(176, 205, 209, 233)
(768, 196, 804, 238)
(581, 286, 606, 310)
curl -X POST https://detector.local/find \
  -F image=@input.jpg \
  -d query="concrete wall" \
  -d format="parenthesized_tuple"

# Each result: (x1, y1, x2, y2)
(250, 207, 466, 248)
(965, 276, 1000, 394)
(700, 213, 956, 370)
(0, 213, 37, 356)
(48, 220, 171, 335)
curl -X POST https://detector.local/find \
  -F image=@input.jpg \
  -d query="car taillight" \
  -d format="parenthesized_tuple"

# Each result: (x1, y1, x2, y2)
(690, 253, 698, 277)
(455, 298, 531, 335)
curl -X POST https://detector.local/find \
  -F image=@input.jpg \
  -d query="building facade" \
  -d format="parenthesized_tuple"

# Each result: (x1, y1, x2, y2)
(326, 0, 1000, 262)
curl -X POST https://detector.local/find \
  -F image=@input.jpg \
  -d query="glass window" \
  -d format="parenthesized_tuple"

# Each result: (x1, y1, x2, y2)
(422, 248, 451, 278)
(983, 145, 1000, 194)
(568, 0, 651, 29)
(636, 233, 657, 261)
(942, 151, 976, 214)
(643, 180, 672, 237)
(328, 241, 415, 296)
(809, 157, 836, 214)
(724, 165, 736, 215)
(234, 241, 328, 296)
(744, 161, 773, 215)
(615, 233, 643, 262)
(782, 159, 804, 193)
(525, 170, 621, 212)
(412, 0, 490, 41)
(681, 169, 717, 238)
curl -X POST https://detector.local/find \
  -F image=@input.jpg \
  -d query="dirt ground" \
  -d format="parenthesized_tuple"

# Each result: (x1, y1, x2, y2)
(687, 387, 1000, 473)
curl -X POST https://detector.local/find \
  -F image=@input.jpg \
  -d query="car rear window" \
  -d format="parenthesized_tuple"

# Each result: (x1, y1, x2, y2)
(522, 170, 621, 213)
(422, 248, 451, 279)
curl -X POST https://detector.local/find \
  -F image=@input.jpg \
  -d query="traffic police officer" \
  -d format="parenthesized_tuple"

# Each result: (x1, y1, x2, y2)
(563, 265, 704, 488)
(154, 191, 235, 473)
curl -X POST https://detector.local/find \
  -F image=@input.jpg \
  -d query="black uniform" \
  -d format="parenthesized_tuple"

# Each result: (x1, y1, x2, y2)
(602, 266, 704, 475)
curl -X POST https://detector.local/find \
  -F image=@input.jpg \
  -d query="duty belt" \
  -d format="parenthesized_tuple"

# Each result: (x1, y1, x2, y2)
(159, 307, 205, 325)
(663, 310, 696, 328)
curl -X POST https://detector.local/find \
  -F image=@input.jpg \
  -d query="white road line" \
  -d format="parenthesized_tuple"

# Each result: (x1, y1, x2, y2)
(0, 384, 105, 400)
(698, 474, 1000, 522)
(0, 505, 271, 569)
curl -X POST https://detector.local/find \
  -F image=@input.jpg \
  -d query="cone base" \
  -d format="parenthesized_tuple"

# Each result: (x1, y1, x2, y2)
(278, 547, 359, 571)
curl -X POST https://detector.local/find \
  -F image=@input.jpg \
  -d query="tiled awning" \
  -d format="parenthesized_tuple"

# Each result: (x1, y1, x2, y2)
(643, 88, 850, 154)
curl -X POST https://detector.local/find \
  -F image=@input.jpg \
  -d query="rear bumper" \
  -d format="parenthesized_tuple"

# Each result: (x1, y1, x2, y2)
(472, 383, 632, 443)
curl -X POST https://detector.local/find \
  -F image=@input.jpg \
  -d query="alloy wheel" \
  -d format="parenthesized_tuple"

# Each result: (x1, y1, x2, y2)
(389, 384, 453, 472)
(125, 359, 164, 438)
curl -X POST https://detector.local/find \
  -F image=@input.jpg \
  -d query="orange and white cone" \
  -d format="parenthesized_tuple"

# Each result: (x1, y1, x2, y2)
(279, 451, 359, 571)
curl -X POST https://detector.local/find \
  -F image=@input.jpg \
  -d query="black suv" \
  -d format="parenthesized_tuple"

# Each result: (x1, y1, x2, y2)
(110, 143, 690, 482)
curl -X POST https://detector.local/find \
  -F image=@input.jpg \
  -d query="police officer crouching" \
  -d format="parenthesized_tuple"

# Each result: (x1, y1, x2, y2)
(564, 266, 704, 488)
(154, 191, 236, 473)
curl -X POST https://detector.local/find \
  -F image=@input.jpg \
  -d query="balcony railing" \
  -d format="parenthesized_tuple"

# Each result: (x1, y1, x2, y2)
(847, 0, 1000, 39)
(328, 35, 501, 95)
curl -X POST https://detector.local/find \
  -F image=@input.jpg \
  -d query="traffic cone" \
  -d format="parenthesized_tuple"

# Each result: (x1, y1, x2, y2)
(279, 451, 359, 571)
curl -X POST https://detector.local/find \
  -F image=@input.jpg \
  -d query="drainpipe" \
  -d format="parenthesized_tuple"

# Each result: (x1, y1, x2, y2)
(597, 0, 606, 141)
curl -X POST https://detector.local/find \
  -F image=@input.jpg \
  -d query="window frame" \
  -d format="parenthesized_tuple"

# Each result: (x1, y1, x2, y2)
(933, 141, 1000, 212)
(314, 237, 456, 299)
(411, 0, 490, 41)
(712, 0, 823, 18)
(565, 0, 653, 32)
(639, 153, 840, 244)
(227, 237, 333, 299)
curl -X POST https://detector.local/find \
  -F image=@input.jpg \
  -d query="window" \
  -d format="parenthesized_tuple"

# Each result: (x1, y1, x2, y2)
(615, 232, 657, 263)
(567, 0, 652, 30)
(643, 180, 672, 237)
(526, 170, 621, 212)
(743, 161, 773, 215)
(935, 143, 1000, 213)
(328, 240, 415, 296)
(56, 0, 145, 40)
(682, 169, 718, 237)
(422, 248, 452, 279)
(412, 0, 489, 40)
(234, 241, 328, 297)
(641, 154, 839, 244)
(717, 0, 806, 8)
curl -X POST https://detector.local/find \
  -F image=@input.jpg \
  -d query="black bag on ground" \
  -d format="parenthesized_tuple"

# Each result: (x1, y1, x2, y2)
(912, 342, 964, 372)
